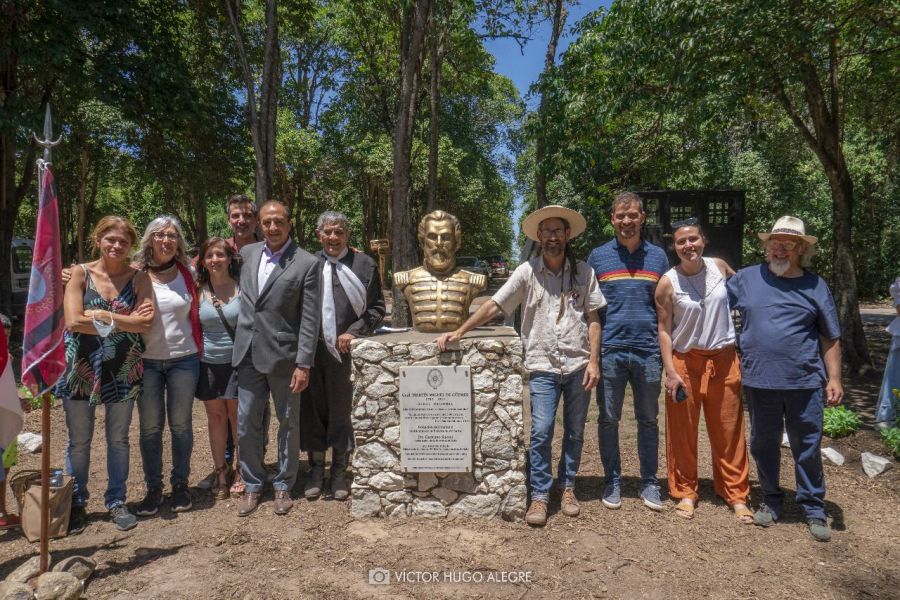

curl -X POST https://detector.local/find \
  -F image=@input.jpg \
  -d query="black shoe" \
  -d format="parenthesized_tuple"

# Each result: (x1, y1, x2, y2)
(135, 487, 164, 517)
(170, 483, 193, 513)
(68, 505, 88, 535)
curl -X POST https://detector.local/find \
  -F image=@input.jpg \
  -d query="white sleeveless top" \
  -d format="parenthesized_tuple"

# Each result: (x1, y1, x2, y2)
(143, 270, 198, 360)
(664, 257, 735, 353)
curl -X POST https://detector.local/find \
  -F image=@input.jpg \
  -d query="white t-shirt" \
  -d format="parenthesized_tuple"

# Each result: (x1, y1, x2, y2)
(143, 270, 198, 360)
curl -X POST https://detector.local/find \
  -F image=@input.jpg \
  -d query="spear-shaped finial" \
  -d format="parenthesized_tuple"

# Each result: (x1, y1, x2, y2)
(32, 103, 62, 163)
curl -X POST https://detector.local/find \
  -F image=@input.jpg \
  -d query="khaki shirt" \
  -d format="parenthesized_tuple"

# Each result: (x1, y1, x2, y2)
(493, 256, 606, 375)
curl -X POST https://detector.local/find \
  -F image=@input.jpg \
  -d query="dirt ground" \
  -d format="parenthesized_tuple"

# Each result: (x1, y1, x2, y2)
(1, 320, 898, 599)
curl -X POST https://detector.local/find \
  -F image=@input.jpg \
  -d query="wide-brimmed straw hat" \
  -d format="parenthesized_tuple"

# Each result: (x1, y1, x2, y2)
(757, 215, 817, 245)
(521, 205, 587, 242)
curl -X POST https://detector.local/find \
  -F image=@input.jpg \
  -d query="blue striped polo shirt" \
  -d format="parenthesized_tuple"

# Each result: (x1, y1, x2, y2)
(586, 238, 670, 350)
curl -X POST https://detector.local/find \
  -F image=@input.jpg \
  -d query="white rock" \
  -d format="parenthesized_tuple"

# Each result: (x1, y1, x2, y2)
(369, 471, 406, 491)
(382, 360, 406, 374)
(354, 442, 399, 469)
(477, 340, 505, 354)
(364, 399, 379, 416)
(473, 371, 494, 391)
(409, 344, 436, 361)
(373, 409, 399, 430)
(350, 490, 382, 517)
(385, 503, 409, 518)
(17, 432, 43, 454)
(480, 420, 515, 460)
(411, 498, 447, 517)
(0, 581, 34, 600)
(381, 425, 400, 446)
(449, 493, 501, 518)
(499, 375, 523, 402)
(365, 382, 398, 398)
(861, 452, 894, 478)
(463, 348, 487, 367)
(354, 341, 390, 363)
(417, 472, 438, 491)
(501, 484, 527, 521)
(35, 571, 81, 600)
(8, 554, 45, 583)
(386, 491, 412, 503)
(52, 555, 96, 582)
(781, 432, 790, 447)
(432, 487, 458, 505)
(392, 345, 409, 356)
(821, 447, 845, 466)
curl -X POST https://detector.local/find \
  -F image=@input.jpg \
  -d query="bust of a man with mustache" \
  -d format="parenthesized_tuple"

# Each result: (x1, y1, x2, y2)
(393, 210, 487, 333)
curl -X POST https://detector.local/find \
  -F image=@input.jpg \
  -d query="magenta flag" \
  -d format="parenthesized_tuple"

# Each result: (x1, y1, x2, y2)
(21, 162, 66, 395)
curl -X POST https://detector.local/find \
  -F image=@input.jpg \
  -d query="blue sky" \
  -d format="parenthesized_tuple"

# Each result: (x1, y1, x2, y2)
(481, 2, 609, 257)
(483, 2, 606, 107)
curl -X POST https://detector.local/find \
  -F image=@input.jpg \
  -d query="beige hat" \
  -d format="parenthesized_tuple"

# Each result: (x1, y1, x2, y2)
(758, 215, 817, 245)
(521, 205, 587, 242)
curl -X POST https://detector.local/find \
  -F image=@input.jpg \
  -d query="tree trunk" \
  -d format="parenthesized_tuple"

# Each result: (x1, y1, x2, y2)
(76, 150, 89, 262)
(426, 22, 444, 213)
(224, 0, 279, 205)
(534, 0, 566, 209)
(825, 164, 871, 374)
(390, 0, 433, 328)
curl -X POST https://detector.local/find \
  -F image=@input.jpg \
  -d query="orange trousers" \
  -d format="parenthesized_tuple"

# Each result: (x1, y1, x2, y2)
(666, 346, 750, 505)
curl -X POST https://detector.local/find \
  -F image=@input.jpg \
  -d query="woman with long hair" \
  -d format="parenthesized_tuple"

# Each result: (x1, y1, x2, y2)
(60, 216, 154, 533)
(133, 215, 203, 517)
(195, 237, 242, 499)
(655, 219, 752, 523)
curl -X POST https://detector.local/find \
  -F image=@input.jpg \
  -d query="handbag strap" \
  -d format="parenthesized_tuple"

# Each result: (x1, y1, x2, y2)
(207, 281, 236, 341)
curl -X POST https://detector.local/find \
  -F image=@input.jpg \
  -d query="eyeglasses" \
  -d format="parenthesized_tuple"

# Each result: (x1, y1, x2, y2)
(152, 232, 179, 241)
(672, 217, 699, 230)
(767, 239, 798, 251)
(539, 228, 567, 239)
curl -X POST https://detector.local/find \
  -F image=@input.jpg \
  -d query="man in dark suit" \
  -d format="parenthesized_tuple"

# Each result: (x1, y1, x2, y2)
(302, 211, 385, 501)
(233, 200, 321, 516)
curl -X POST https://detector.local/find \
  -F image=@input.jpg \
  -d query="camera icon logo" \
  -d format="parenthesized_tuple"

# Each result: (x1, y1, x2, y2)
(368, 568, 390, 585)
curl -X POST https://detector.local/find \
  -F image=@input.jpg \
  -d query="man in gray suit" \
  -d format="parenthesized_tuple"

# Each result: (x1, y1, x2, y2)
(233, 200, 321, 516)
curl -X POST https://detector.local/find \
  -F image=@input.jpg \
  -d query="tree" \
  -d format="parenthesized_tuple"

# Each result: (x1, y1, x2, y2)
(533, 0, 567, 209)
(391, 0, 434, 328)
(539, 0, 898, 372)
(223, 0, 281, 204)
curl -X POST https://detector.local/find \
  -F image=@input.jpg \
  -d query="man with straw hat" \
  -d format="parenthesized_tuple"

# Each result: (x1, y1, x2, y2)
(727, 215, 843, 542)
(436, 205, 606, 527)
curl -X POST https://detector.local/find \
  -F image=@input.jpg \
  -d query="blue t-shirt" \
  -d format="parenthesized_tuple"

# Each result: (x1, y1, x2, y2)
(199, 295, 240, 365)
(586, 238, 670, 350)
(727, 264, 841, 389)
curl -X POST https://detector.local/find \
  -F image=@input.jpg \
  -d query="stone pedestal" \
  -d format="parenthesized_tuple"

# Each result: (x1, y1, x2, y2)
(349, 327, 527, 520)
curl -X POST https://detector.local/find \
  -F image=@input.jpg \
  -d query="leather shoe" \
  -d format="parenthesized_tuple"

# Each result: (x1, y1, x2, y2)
(237, 492, 260, 517)
(273, 490, 293, 515)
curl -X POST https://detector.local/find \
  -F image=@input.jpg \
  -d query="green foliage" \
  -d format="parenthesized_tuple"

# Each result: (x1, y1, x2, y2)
(880, 427, 900, 460)
(822, 405, 862, 439)
(17, 386, 56, 412)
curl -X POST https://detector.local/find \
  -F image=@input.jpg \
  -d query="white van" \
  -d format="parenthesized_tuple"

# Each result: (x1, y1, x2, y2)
(11, 238, 34, 313)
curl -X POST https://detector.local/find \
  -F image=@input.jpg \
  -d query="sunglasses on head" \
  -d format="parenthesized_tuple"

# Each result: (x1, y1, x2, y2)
(671, 217, 699, 230)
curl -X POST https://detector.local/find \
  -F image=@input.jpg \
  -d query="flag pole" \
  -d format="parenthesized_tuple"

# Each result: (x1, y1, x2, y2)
(30, 103, 61, 575)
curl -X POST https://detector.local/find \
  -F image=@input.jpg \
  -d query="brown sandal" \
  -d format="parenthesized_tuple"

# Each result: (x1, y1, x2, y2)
(732, 503, 754, 524)
(675, 499, 695, 520)
(211, 464, 231, 500)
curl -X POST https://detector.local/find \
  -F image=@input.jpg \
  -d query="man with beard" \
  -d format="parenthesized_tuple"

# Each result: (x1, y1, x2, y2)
(301, 211, 385, 500)
(727, 216, 843, 542)
(436, 206, 605, 527)
(587, 192, 670, 512)
(394, 210, 486, 333)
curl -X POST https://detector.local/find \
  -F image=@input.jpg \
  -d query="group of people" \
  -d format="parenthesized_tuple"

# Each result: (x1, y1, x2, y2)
(437, 192, 844, 542)
(55, 195, 384, 533)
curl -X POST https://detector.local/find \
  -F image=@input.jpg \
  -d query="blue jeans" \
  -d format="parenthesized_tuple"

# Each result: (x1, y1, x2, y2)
(876, 345, 899, 424)
(745, 386, 826, 521)
(64, 397, 134, 509)
(598, 347, 661, 487)
(528, 368, 591, 501)
(138, 354, 200, 489)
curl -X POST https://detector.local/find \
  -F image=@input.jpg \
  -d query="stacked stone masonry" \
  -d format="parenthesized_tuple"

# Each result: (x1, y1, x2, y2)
(349, 329, 528, 521)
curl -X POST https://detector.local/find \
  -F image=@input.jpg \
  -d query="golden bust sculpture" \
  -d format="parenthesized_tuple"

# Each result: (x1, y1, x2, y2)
(393, 210, 487, 333)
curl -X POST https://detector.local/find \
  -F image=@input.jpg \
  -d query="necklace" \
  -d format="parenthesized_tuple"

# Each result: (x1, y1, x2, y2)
(679, 263, 712, 308)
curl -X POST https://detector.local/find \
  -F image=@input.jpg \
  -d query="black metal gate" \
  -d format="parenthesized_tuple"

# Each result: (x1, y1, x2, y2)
(637, 190, 745, 268)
